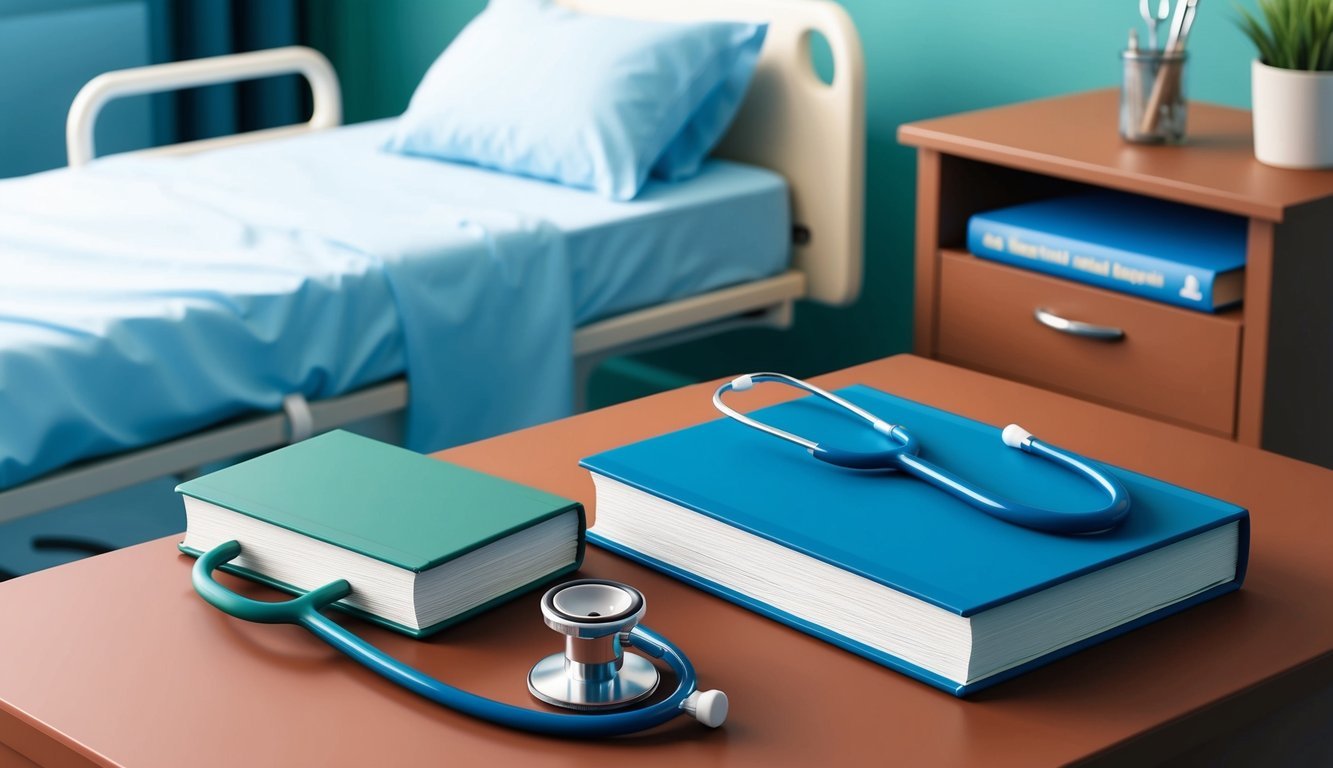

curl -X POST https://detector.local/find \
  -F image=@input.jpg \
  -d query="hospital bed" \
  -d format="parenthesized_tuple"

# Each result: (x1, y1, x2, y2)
(0, 0, 864, 524)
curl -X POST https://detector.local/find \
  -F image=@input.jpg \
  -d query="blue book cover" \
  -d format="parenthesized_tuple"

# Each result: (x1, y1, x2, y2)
(580, 385, 1249, 696)
(967, 193, 1246, 312)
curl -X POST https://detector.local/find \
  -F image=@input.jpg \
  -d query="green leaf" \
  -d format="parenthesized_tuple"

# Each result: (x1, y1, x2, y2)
(1236, 0, 1333, 70)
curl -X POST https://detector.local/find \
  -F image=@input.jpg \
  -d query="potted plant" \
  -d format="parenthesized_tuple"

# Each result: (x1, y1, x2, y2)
(1238, 0, 1333, 168)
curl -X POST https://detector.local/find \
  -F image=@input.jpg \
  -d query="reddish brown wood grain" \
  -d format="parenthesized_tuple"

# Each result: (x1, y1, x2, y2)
(0, 356, 1328, 767)
(899, 90, 1333, 465)
(897, 90, 1333, 222)
(937, 250, 1242, 436)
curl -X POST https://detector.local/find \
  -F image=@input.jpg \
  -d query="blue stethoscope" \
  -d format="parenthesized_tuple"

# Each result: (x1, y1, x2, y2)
(713, 373, 1131, 535)
(193, 544, 726, 738)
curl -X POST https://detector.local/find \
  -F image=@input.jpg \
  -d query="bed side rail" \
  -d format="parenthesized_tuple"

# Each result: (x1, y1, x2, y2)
(67, 45, 341, 168)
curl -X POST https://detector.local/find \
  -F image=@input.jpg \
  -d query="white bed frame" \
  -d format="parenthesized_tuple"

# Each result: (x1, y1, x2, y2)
(0, 0, 864, 524)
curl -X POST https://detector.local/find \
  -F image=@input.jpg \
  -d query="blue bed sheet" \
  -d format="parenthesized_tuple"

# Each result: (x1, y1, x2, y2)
(0, 121, 788, 490)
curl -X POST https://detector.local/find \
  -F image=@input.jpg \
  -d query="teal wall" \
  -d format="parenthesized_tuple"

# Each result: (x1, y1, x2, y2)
(308, 0, 1261, 396)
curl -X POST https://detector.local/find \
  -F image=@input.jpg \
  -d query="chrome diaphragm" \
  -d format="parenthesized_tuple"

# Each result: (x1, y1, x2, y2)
(527, 580, 660, 711)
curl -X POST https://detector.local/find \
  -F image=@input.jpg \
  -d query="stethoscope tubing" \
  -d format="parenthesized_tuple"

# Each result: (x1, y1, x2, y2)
(713, 373, 1131, 535)
(193, 541, 699, 737)
(894, 440, 1129, 534)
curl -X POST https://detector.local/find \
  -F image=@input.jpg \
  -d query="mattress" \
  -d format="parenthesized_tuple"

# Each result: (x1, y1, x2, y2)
(293, 121, 792, 325)
(0, 119, 789, 489)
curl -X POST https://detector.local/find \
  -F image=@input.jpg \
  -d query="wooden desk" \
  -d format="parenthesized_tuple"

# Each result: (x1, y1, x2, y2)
(1, 356, 1330, 767)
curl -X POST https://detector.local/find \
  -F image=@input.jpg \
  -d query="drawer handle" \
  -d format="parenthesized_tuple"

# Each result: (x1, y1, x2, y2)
(1033, 308, 1125, 341)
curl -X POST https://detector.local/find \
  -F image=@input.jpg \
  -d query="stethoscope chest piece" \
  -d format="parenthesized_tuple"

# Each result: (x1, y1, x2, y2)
(528, 579, 660, 711)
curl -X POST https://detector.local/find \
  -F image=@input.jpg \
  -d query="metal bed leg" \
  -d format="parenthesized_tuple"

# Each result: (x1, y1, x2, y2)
(573, 353, 610, 413)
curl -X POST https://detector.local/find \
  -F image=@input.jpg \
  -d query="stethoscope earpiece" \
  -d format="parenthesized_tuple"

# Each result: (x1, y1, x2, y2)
(713, 373, 1131, 535)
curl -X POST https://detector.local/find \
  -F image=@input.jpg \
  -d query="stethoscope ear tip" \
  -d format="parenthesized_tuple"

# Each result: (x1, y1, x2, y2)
(682, 689, 729, 728)
(1001, 424, 1033, 450)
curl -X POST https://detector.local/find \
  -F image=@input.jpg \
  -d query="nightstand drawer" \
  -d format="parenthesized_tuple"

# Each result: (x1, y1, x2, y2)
(936, 250, 1242, 436)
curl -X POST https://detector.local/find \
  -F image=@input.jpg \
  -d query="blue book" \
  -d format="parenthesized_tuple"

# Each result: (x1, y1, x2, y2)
(580, 386, 1249, 696)
(967, 193, 1246, 312)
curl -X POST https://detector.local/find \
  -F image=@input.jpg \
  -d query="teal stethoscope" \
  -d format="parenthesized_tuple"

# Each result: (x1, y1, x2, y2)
(193, 546, 727, 738)
(713, 373, 1131, 535)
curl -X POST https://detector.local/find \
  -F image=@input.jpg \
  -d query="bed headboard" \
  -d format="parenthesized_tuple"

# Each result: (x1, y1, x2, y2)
(559, 0, 865, 307)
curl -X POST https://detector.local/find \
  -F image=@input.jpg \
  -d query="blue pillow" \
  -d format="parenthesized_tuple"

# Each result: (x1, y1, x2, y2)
(383, 0, 766, 201)
(651, 25, 765, 182)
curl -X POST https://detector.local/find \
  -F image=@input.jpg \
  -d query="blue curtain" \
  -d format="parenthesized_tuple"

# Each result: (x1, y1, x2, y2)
(149, 0, 305, 143)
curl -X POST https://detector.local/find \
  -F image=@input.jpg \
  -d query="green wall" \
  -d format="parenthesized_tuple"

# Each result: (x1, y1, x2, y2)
(308, 0, 1261, 398)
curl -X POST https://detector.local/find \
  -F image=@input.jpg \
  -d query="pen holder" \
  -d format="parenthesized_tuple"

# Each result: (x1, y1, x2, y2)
(1120, 49, 1188, 144)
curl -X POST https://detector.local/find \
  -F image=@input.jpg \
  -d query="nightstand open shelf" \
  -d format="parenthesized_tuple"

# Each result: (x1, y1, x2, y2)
(899, 90, 1333, 467)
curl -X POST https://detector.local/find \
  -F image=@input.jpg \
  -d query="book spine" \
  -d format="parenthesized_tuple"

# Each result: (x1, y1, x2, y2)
(966, 215, 1221, 312)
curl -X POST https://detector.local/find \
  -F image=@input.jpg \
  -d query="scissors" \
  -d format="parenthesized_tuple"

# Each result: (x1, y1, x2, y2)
(1140, 0, 1171, 50)
(713, 373, 1131, 535)
(1141, 0, 1200, 52)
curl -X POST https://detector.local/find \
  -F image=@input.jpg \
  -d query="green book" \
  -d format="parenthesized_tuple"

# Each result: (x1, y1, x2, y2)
(178, 430, 585, 637)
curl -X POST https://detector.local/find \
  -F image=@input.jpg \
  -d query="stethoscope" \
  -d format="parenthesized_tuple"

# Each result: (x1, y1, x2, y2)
(713, 373, 1131, 535)
(193, 543, 727, 737)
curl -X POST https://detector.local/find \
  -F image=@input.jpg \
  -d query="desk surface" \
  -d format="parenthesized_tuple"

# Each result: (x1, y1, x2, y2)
(1, 356, 1330, 767)
(897, 89, 1333, 221)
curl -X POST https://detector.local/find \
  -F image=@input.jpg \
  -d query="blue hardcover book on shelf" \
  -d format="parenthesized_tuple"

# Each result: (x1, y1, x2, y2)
(967, 192, 1246, 312)
(581, 386, 1249, 696)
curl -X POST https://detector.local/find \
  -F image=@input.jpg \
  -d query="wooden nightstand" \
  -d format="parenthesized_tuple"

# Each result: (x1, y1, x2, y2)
(898, 90, 1333, 468)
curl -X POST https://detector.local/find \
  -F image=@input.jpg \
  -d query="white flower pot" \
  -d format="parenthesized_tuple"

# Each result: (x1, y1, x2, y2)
(1251, 60, 1333, 169)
